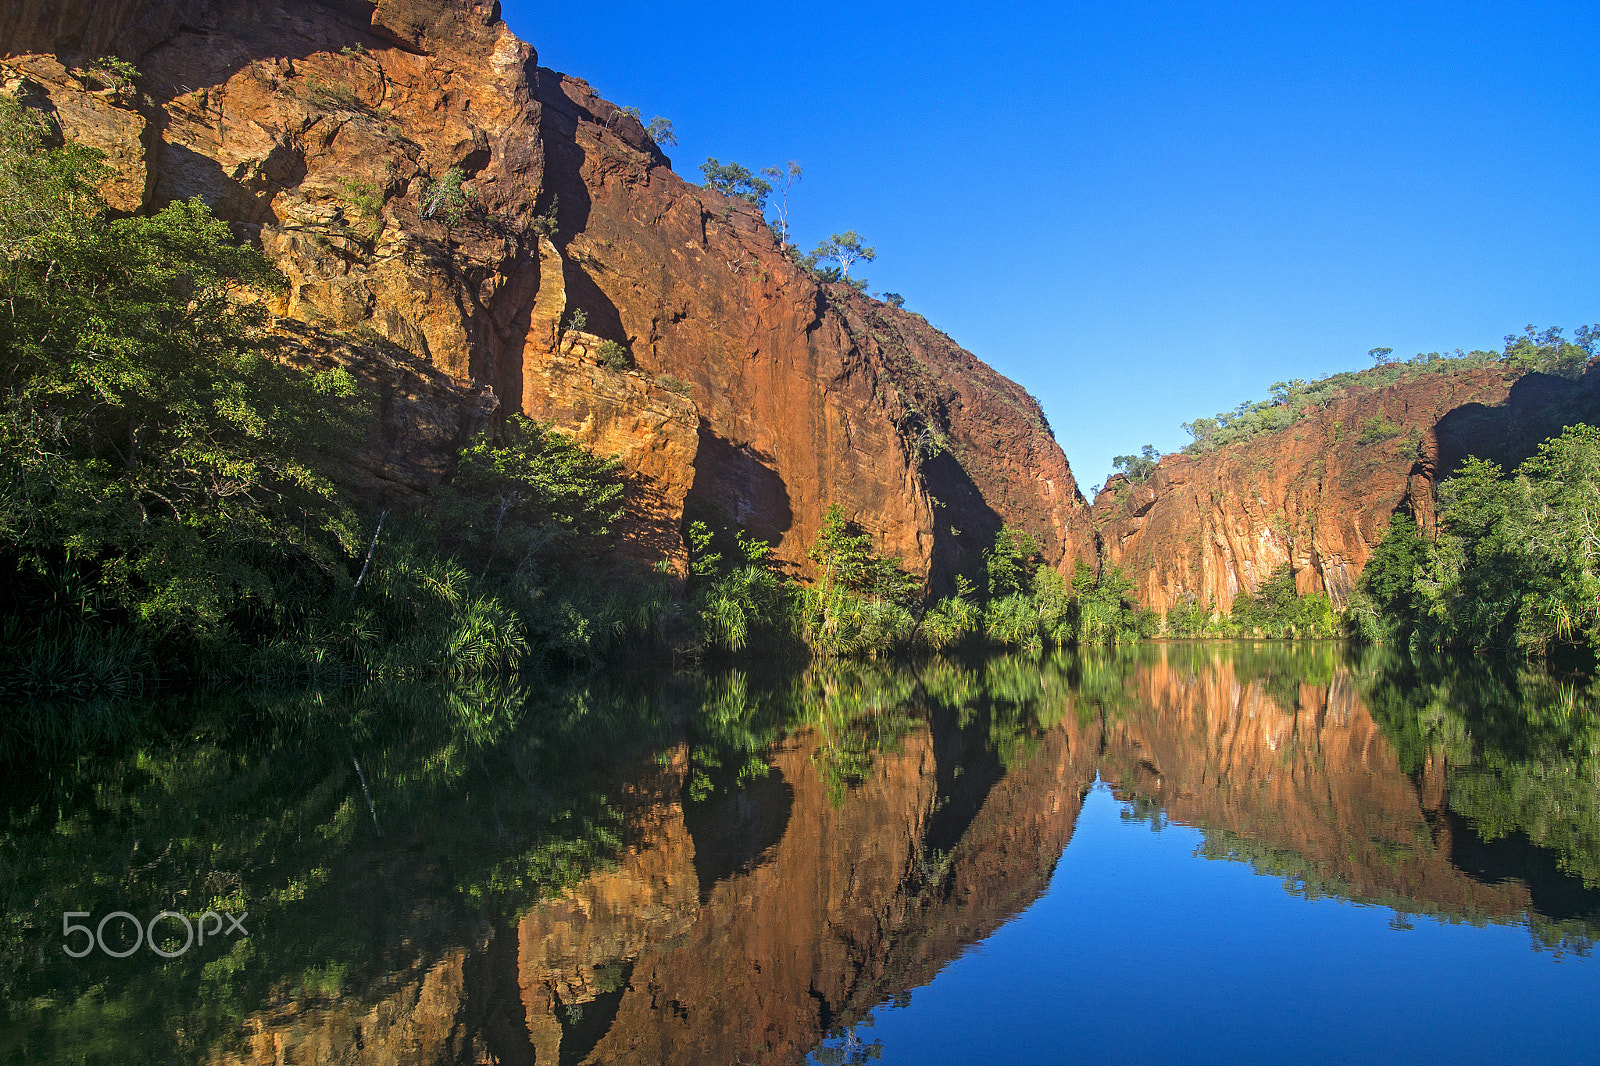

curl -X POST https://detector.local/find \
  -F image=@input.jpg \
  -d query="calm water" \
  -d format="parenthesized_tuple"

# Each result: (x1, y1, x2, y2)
(2, 643, 1597, 1065)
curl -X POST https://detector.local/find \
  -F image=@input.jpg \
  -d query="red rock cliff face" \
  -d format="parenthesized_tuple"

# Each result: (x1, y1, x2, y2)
(1090, 367, 1521, 614)
(1091, 362, 1600, 616)
(0, 0, 1094, 578)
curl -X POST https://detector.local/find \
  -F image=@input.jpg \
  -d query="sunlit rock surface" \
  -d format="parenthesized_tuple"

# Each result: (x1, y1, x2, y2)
(0, 0, 1093, 580)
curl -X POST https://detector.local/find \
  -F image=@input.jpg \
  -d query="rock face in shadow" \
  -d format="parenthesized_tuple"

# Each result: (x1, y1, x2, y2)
(1090, 363, 1600, 614)
(0, 0, 1093, 577)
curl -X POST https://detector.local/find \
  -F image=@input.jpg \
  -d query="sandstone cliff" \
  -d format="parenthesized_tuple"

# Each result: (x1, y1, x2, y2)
(1091, 363, 1600, 615)
(0, 0, 1094, 579)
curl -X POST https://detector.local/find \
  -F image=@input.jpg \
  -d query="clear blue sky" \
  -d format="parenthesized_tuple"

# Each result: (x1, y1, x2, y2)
(503, 1, 1599, 490)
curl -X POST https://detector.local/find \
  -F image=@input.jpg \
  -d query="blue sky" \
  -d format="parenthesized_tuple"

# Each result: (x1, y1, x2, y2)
(503, 1, 1598, 490)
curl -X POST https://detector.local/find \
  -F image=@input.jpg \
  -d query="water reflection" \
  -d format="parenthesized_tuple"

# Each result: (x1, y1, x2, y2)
(2, 644, 1596, 1064)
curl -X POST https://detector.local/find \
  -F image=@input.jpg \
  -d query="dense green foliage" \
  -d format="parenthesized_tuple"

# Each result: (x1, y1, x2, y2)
(0, 100, 669, 700)
(1181, 325, 1595, 454)
(1352, 425, 1600, 662)
(1226, 564, 1337, 638)
(683, 513, 1162, 659)
(1346, 513, 1428, 644)
(699, 158, 772, 206)
(1158, 563, 1337, 639)
(1111, 444, 1159, 482)
(687, 518, 792, 654)
(0, 98, 362, 687)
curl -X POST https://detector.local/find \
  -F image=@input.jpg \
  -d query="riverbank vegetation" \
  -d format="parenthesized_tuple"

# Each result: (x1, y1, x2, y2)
(0, 99, 1192, 724)
(1159, 563, 1338, 640)
(0, 97, 675, 700)
(5, 93, 1590, 779)
(685, 511, 1160, 658)
(1349, 424, 1600, 665)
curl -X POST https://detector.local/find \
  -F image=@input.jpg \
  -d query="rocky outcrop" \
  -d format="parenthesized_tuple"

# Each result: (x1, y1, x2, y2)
(1090, 365, 1593, 615)
(1, 0, 1093, 580)
(1092, 362, 1600, 615)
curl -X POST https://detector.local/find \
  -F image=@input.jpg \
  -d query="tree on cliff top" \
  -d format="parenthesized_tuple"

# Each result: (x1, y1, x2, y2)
(699, 158, 771, 208)
(1503, 324, 1595, 379)
(805, 230, 876, 279)
(1112, 445, 1159, 482)
(1179, 325, 1595, 456)
(645, 116, 677, 146)
(760, 160, 801, 248)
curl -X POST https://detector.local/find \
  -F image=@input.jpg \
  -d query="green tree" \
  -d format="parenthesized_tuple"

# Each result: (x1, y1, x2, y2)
(760, 160, 801, 247)
(1069, 562, 1148, 644)
(686, 518, 788, 654)
(699, 158, 771, 207)
(1165, 594, 1214, 636)
(420, 167, 472, 224)
(805, 230, 875, 281)
(1419, 425, 1600, 658)
(984, 525, 1039, 598)
(1503, 324, 1593, 379)
(808, 504, 917, 603)
(645, 116, 677, 146)
(437, 415, 625, 576)
(1111, 444, 1159, 482)
(1352, 512, 1427, 641)
(0, 97, 366, 645)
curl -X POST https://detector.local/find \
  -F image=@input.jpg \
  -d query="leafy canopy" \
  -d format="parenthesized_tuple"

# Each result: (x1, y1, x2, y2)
(0, 96, 366, 639)
(699, 158, 771, 208)
(1112, 445, 1159, 482)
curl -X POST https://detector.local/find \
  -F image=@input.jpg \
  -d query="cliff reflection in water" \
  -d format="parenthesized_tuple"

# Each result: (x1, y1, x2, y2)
(3, 645, 1597, 1065)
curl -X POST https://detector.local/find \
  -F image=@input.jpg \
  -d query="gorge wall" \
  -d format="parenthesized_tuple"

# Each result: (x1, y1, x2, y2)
(1090, 363, 1600, 615)
(5, 0, 1595, 611)
(0, 0, 1094, 580)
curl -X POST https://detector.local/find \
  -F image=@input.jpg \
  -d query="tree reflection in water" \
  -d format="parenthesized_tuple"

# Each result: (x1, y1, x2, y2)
(1, 643, 1595, 1064)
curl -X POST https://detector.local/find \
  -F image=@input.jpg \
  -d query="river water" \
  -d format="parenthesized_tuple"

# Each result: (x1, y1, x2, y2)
(3, 643, 1596, 1064)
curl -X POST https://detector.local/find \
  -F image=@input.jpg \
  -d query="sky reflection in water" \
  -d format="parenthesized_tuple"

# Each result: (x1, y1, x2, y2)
(4, 643, 1598, 1065)
(816, 779, 1600, 1066)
